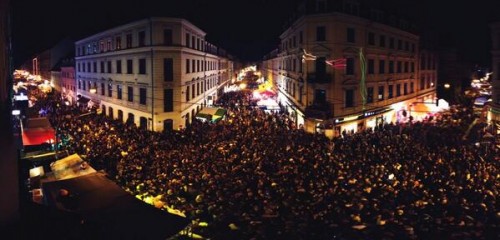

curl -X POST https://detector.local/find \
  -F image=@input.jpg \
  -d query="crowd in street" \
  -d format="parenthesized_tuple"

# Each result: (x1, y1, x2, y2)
(35, 89, 500, 240)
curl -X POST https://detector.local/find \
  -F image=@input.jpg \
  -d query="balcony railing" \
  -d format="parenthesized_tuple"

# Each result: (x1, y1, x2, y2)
(307, 73, 332, 84)
(305, 102, 332, 120)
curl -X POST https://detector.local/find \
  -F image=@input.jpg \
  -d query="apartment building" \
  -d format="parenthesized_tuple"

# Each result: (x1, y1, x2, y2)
(489, 22, 500, 134)
(75, 18, 234, 132)
(262, 0, 436, 137)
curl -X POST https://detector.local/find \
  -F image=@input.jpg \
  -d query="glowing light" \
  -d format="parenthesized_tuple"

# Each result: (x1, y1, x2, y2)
(444, 83, 450, 89)
(302, 49, 317, 62)
(239, 83, 247, 89)
(12, 110, 20, 116)
(89, 88, 97, 94)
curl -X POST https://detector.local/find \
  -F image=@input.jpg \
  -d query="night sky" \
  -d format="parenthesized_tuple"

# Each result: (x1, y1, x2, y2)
(10, 0, 500, 67)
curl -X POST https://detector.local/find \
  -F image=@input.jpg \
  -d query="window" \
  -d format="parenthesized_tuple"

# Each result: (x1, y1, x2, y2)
(108, 83, 112, 97)
(404, 83, 408, 95)
(389, 37, 394, 49)
(389, 61, 394, 73)
(87, 62, 91, 73)
(197, 38, 200, 50)
(117, 85, 122, 99)
(368, 59, 374, 74)
(185, 33, 190, 47)
(164, 58, 173, 81)
(410, 82, 414, 93)
(138, 31, 146, 47)
(421, 55, 426, 70)
(347, 28, 355, 43)
(139, 59, 146, 74)
(141, 117, 148, 130)
(197, 60, 200, 72)
(420, 77, 425, 90)
(367, 87, 374, 103)
(116, 60, 122, 73)
(379, 60, 385, 74)
(83, 80, 86, 90)
(299, 31, 303, 44)
(404, 62, 409, 73)
(186, 86, 190, 101)
(101, 83, 105, 95)
(315, 89, 326, 103)
(345, 89, 354, 108)
(186, 59, 190, 73)
(197, 82, 200, 96)
(100, 41, 104, 52)
(397, 61, 402, 73)
(128, 86, 133, 102)
(126, 34, 132, 48)
(140, 88, 146, 105)
(378, 86, 384, 100)
(396, 84, 401, 97)
(379, 35, 386, 47)
(405, 41, 409, 51)
(164, 29, 173, 45)
(346, 58, 354, 75)
(191, 36, 195, 48)
(100, 61, 105, 73)
(78, 80, 81, 89)
(93, 62, 97, 73)
(191, 83, 195, 99)
(127, 59, 133, 74)
(77, 63, 80, 72)
(316, 26, 326, 41)
(368, 32, 375, 45)
(411, 43, 415, 52)
(397, 39, 402, 50)
(107, 40, 111, 51)
(411, 62, 415, 72)
(192, 59, 195, 73)
(116, 36, 122, 50)
(164, 89, 173, 112)
(107, 61, 112, 73)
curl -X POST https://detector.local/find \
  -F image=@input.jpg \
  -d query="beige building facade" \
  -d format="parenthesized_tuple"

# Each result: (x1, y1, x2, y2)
(262, 7, 436, 138)
(75, 18, 234, 132)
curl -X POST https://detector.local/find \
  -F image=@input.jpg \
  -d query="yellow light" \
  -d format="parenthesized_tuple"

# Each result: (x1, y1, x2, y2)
(89, 88, 97, 94)
(444, 83, 450, 89)
(239, 83, 247, 89)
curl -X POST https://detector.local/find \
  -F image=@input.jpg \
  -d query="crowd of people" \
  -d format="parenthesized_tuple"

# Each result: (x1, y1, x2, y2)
(33, 89, 500, 239)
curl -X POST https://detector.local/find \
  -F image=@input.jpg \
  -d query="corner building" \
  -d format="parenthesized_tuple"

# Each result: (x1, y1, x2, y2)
(262, 0, 436, 137)
(75, 18, 234, 131)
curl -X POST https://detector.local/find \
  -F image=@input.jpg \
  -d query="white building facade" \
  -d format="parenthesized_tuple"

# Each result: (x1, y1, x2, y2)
(75, 18, 234, 131)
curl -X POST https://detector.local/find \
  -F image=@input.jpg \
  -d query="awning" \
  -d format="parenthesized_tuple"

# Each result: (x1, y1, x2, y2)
(77, 96, 90, 103)
(195, 107, 227, 122)
(42, 172, 190, 239)
(22, 117, 56, 146)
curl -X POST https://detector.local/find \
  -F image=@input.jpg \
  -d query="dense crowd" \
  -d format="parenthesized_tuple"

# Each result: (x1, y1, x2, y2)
(37, 89, 500, 240)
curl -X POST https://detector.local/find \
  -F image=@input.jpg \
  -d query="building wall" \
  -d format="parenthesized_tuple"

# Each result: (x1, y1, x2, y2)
(489, 22, 500, 131)
(61, 66, 76, 104)
(75, 18, 233, 132)
(263, 3, 437, 136)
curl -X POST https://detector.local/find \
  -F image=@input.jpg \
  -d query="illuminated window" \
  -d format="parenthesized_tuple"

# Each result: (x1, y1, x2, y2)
(378, 86, 384, 100)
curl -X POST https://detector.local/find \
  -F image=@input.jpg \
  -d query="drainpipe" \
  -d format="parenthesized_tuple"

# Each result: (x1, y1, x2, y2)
(149, 18, 154, 131)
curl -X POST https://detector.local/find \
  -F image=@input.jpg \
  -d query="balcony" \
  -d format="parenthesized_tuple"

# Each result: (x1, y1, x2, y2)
(307, 73, 332, 84)
(305, 102, 332, 120)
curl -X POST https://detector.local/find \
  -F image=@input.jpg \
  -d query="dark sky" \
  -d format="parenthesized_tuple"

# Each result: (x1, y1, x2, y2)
(10, 0, 500, 67)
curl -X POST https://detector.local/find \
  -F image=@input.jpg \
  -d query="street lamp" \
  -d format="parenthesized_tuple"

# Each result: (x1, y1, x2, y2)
(444, 83, 450, 89)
